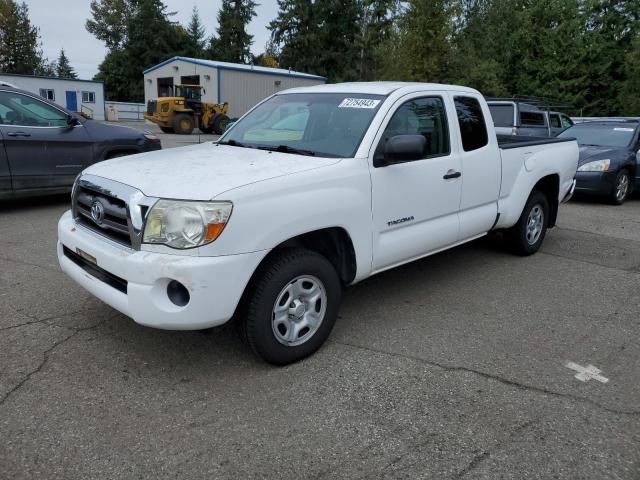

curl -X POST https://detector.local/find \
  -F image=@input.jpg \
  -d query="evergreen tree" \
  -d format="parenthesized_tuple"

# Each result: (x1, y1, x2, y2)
(0, 0, 46, 74)
(357, 0, 399, 81)
(86, 0, 135, 51)
(269, 0, 319, 74)
(384, 0, 457, 83)
(621, 34, 640, 114)
(269, 0, 361, 81)
(93, 0, 187, 101)
(56, 48, 77, 78)
(209, 0, 257, 63)
(185, 5, 206, 58)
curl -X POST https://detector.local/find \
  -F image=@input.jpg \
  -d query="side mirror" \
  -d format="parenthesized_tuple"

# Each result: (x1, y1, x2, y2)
(374, 134, 426, 167)
(66, 115, 80, 127)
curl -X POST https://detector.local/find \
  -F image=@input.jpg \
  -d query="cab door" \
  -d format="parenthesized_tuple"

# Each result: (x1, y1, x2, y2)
(369, 93, 462, 271)
(0, 90, 92, 192)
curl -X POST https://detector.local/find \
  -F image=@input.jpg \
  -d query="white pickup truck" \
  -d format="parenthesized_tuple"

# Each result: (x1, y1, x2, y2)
(58, 82, 578, 364)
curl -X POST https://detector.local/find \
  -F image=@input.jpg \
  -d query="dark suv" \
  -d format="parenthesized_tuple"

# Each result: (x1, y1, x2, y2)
(0, 86, 161, 199)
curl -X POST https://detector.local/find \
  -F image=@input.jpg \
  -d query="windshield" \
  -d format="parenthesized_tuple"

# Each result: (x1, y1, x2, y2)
(558, 124, 636, 147)
(220, 93, 385, 158)
(175, 86, 201, 100)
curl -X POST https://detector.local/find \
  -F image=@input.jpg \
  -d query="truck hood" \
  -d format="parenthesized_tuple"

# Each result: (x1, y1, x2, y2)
(83, 143, 340, 200)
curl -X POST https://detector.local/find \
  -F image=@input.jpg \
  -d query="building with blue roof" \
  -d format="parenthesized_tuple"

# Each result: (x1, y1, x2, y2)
(143, 56, 327, 118)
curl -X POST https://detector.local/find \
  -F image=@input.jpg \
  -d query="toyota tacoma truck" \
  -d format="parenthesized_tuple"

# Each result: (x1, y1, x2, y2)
(57, 83, 578, 365)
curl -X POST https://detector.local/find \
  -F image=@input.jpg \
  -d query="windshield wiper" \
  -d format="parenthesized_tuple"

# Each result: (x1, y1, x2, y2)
(218, 139, 248, 148)
(256, 144, 316, 156)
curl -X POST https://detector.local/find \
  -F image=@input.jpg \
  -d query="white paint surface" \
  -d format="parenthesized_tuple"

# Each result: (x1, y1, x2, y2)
(565, 362, 609, 383)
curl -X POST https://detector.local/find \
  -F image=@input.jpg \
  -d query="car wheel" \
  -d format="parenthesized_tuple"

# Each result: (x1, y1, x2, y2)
(610, 169, 630, 205)
(506, 190, 549, 256)
(173, 114, 194, 135)
(160, 126, 174, 134)
(241, 248, 342, 365)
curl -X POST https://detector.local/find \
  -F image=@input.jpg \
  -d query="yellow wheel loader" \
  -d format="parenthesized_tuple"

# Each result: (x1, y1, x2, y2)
(144, 85, 231, 135)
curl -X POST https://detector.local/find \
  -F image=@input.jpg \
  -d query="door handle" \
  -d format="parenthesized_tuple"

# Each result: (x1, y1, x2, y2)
(6, 132, 31, 137)
(443, 170, 461, 180)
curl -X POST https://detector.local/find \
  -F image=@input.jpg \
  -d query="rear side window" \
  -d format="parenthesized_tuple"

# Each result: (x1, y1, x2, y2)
(549, 114, 561, 128)
(454, 96, 488, 152)
(488, 104, 514, 127)
(521, 111, 545, 126)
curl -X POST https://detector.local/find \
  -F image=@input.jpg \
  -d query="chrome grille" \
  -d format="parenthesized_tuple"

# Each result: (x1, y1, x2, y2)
(71, 175, 157, 250)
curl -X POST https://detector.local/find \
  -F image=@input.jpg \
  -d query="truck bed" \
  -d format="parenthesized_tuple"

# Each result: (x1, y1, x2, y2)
(497, 135, 575, 149)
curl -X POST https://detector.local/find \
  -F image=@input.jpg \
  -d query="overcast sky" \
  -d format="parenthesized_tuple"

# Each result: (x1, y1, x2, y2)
(22, 0, 279, 79)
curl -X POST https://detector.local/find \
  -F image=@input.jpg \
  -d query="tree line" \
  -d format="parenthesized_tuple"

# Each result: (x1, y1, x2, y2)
(0, 0, 78, 78)
(1, 0, 639, 115)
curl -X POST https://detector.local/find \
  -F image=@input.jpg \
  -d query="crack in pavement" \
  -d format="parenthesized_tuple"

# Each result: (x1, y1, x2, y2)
(332, 341, 640, 417)
(0, 317, 109, 408)
(0, 254, 61, 274)
(455, 420, 535, 478)
(555, 225, 640, 241)
(539, 251, 640, 275)
(0, 307, 101, 332)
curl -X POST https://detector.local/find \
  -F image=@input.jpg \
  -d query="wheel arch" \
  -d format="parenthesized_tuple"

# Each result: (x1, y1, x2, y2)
(245, 227, 357, 289)
(532, 174, 560, 228)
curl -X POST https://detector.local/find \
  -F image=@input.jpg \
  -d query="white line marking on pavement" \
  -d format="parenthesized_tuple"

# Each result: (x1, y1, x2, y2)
(565, 362, 609, 383)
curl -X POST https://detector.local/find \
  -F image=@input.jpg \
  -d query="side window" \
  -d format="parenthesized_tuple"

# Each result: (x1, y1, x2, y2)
(561, 115, 573, 128)
(39, 88, 55, 101)
(82, 91, 95, 103)
(454, 96, 488, 152)
(549, 114, 561, 128)
(520, 111, 545, 126)
(379, 97, 450, 159)
(0, 91, 67, 127)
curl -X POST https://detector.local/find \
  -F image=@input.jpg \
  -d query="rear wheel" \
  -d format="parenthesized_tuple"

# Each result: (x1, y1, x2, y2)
(173, 113, 194, 135)
(610, 169, 630, 205)
(505, 190, 549, 256)
(160, 126, 174, 134)
(241, 248, 342, 365)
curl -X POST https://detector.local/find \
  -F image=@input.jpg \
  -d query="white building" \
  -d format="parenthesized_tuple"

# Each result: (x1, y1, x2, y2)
(0, 73, 105, 120)
(143, 56, 326, 118)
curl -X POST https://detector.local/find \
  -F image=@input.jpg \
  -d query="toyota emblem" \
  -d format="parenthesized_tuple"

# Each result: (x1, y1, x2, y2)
(90, 200, 105, 225)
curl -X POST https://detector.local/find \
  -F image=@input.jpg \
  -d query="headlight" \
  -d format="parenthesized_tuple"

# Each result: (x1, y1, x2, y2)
(143, 200, 232, 249)
(578, 159, 610, 172)
(143, 133, 159, 141)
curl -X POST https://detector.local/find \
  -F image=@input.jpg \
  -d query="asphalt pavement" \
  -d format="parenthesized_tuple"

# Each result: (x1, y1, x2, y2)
(0, 132, 639, 479)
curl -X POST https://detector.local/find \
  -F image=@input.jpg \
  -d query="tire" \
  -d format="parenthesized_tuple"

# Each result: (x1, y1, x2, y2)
(506, 190, 549, 256)
(609, 169, 630, 205)
(212, 114, 230, 135)
(160, 126, 174, 134)
(173, 113, 194, 135)
(199, 125, 214, 134)
(241, 248, 342, 365)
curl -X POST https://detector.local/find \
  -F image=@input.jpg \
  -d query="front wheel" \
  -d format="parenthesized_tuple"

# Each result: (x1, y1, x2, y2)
(610, 169, 630, 205)
(506, 191, 549, 256)
(173, 113, 194, 135)
(241, 248, 342, 365)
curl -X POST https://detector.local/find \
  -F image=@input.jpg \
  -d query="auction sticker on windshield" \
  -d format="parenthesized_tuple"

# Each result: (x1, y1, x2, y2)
(339, 98, 381, 109)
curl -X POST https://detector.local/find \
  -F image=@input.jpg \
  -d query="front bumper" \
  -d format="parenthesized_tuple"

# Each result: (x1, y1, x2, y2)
(575, 171, 617, 196)
(57, 210, 265, 330)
